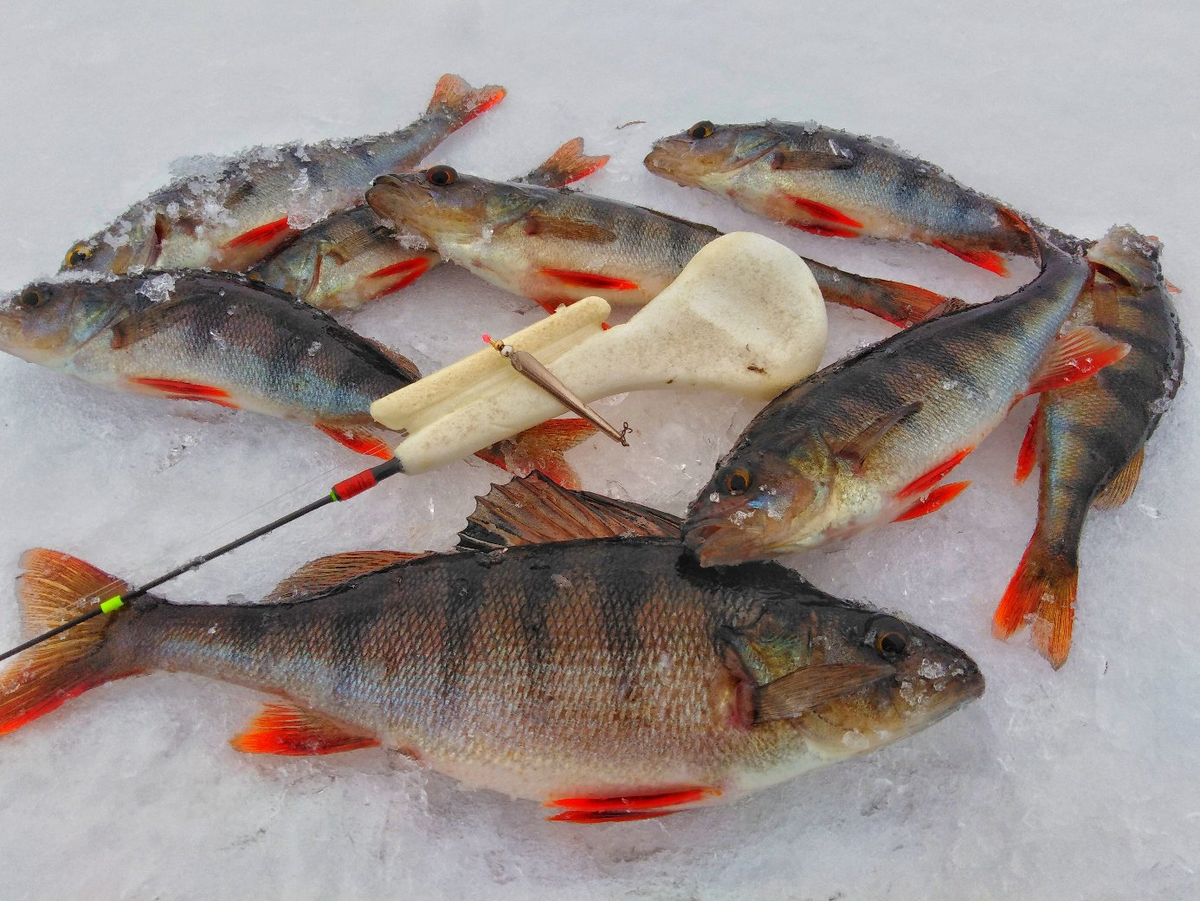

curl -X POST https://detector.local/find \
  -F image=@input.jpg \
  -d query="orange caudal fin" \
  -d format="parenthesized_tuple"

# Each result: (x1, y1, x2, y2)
(130, 377, 239, 409)
(428, 74, 506, 125)
(525, 137, 610, 187)
(883, 281, 958, 327)
(0, 550, 140, 736)
(931, 240, 1009, 277)
(539, 269, 639, 292)
(545, 787, 720, 823)
(224, 216, 295, 250)
(993, 536, 1079, 669)
(1025, 326, 1130, 397)
(893, 480, 971, 522)
(230, 702, 379, 756)
(315, 424, 393, 460)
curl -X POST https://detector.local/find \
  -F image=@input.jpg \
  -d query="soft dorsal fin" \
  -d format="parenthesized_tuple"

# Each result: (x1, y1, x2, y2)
(457, 473, 681, 551)
(230, 701, 380, 756)
(362, 336, 422, 382)
(754, 662, 895, 723)
(831, 401, 923, 473)
(265, 550, 424, 602)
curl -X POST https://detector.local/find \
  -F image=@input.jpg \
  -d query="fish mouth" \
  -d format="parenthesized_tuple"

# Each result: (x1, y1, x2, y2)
(642, 141, 693, 186)
(682, 515, 774, 567)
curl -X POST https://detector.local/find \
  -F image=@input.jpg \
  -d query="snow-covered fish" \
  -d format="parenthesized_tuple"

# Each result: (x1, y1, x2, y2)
(60, 74, 506, 276)
(366, 165, 952, 326)
(645, 120, 1038, 277)
(0, 475, 984, 822)
(994, 227, 1184, 668)
(249, 138, 608, 310)
(683, 229, 1130, 566)
(0, 271, 593, 477)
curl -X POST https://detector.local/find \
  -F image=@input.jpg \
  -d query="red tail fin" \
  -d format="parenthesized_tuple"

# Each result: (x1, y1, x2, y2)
(0, 550, 139, 735)
(429, 74, 506, 125)
(992, 536, 1079, 669)
(523, 137, 610, 188)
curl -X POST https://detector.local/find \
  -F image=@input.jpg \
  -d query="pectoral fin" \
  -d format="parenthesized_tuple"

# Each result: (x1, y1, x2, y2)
(754, 663, 895, 723)
(832, 402, 923, 473)
(545, 787, 719, 823)
(1025, 326, 1130, 396)
(520, 210, 618, 243)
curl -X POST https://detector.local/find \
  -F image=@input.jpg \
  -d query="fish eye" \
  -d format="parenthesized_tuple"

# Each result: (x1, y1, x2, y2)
(867, 616, 910, 659)
(426, 165, 458, 187)
(65, 243, 94, 268)
(725, 468, 752, 495)
(18, 288, 43, 309)
(689, 120, 715, 140)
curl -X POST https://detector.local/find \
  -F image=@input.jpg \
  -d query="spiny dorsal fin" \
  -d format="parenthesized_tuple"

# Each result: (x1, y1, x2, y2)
(265, 550, 424, 602)
(754, 662, 895, 723)
(832, 401, 923, 473)
(457, 472, 681, 551)
(1092, 446, 1144, 510)
(230, 701, 379, 756)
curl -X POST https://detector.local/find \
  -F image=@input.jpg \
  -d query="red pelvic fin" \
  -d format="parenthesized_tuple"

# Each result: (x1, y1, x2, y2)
(893, 480, 970, 523)
(131, 377, 239, 409)
(545, 787, 719, 822)
(789, 222, 860, 239)
(224, 216, 294, 250)
(230, 702, 380, 756)
(785, 196, 863, 229)
(896, 447, 974, 499)
(930, 240, 1010, 277)
(1026, 326, 1130, 396)
(315, 424, 393, 460)
(363, 255, 433, 299)
(538, 268, 638, 291)
(992, 537, 1079, 669)
(1015, 405, 1043, 484)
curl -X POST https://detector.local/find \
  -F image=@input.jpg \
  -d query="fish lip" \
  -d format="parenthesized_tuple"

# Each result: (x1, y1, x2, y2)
(682, 514, 769, 567)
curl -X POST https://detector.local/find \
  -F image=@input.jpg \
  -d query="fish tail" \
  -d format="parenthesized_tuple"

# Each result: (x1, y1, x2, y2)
(0, 550, 142, 735)
(874, 279, 958, 327)
(534, 138, 610, 187)
(428, 74, 506, 126)
(992, 534, 1079, 669)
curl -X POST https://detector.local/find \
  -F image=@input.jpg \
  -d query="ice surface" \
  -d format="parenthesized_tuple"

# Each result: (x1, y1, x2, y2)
(1, 1, 1198, 898)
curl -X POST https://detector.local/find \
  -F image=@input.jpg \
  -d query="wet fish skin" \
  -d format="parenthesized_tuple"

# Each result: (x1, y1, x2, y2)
(61, 74, 505, 276)
(366, 166, 952, 324)
(645, 121, 1037, 276)
(994, 227, 1185, 668)
(0, 525, 983, 814)
(0, 271, 417, 455)
(249, 139, 608, 310)
(683, 231, 1106, 566)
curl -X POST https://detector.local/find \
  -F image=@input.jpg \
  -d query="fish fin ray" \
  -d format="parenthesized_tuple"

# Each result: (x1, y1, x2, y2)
(1092, 447, 1144, 510)
(457, 472, 681, 551)
(0, 550, 138, 735)
(1026, 326, 1130, 396)
(897, 447, 974, 499)
(1015, 405, 1043, 485)
(538, 268, 638, 291)
(428, 74, 506, 126)
(223, 217, 294, 250)
(546, 787, 718, 822)
(476, 419, 600, 490)
(892, 480, 970, 522)
(783, 196, 863, 229)
(832, 401, 923, 473)
(771, 149, 855, 171)
(130, 378, 239, 409)
(265, 551, 425, 602)
(230, 702, 379, 756)
(930, 241, 1009, 276)
(314, 424, 393, 460)
(518, 137, 609, 188)
(992, 536, 1078, 669)
(754, 663, 895, 723)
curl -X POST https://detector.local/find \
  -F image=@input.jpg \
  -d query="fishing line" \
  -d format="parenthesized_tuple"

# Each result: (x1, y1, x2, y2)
(0, 457, 402, 664)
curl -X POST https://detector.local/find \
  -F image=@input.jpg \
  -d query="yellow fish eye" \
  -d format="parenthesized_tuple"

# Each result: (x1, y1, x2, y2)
(65, 243, 94, 268)
(724, 468, 752, 495)
(689, 120, 715, 140)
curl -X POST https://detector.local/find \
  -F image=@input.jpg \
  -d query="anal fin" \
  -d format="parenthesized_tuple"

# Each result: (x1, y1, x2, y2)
(230, 702, 380, 756)
(1092, 446, 1144, 509)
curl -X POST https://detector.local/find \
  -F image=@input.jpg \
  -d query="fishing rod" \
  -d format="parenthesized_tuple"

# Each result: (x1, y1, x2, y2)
(0, 232, 826, 663)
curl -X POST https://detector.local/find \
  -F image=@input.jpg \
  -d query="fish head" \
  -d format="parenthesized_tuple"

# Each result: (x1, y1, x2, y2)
(1086, 225, 1163, 291)
(60, 214, 161, 276)
(367, 168, 534, 246)
(0, 279, 121, 366)
(684, 434, 841, 566)
(729, 598, 984, 759)
(644, 121, 782, 189)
